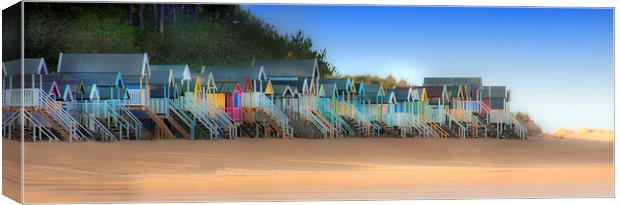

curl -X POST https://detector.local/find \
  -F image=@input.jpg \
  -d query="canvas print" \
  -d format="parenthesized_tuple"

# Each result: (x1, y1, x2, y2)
(1, 1, 614, 203)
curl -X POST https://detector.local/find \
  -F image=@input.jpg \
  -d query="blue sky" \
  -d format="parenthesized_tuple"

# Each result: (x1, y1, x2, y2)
(243, 5, 614, 132)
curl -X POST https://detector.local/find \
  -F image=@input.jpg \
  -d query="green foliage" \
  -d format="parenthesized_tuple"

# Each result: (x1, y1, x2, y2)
(515, 111, 543, 137)
(515, 112, 531, 122)
(343, 74, 410, 88)
(22, 3, 337, 75)
(3, 3, 22, 61)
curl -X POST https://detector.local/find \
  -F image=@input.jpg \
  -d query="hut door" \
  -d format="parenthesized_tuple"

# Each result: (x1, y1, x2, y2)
(233, 92, 241, 108)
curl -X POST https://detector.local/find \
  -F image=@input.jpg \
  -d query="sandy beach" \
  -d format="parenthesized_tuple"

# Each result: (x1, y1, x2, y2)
(2, 137, 614, 203)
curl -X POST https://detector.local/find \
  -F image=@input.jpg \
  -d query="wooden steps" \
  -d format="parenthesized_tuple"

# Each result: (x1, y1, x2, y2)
(377, 121, 400, 136)
(98, 118, 126, 140)
(429, 122, 449, 138)
(35, 110, 71, 141)
(144, 107, 175, 140)
(342, 117, 361, 136)
(240, 108, 265, 138)
(165, 115, 191, 139)
(256, 108, 285, 138)
(284, 110, 321, 139)
(420, 116, 448, 138)
(309, 109, 338, 137)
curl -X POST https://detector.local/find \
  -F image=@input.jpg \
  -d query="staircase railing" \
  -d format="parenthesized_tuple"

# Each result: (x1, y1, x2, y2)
(168, 99, 196, 139)
(256, 93, 291, 136)
(340, 102, 371, 136)
(469, 112, 488, 138)
(390, 112, 413, 137)
(201, 94, 237, 138)
(292, 96, 330, 139)
(79, 101, 135, 140)
(2, 110, 17, 140)
(411, 114, 437, 138)
(324, 106, 354, 136)
(2, 110, 24, 140)
(184, 96, 221, 139)
(305, 107, 330, 138)
(3, 88, 40, 106)
(441, 109, 467, 138)
(39, 90, 90, 141)
(355, 103, 381, 137)
(287, 107, 324, 138)
(419, 112, 448, 138)
(23, 109, 62, 142)
(74, 109, 117, 141)
(479, 101, 491, 124)
(503, 111, 527, 139)
(414, 116, 435, 137)
(3, 108, 61, 142)
(318, 98, 355, 136)
(110, 102, 143, 140)
(305, 96, 337, 138)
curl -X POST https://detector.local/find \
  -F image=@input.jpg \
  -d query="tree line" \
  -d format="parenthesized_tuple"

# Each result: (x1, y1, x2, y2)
(15, 3, 338, 76)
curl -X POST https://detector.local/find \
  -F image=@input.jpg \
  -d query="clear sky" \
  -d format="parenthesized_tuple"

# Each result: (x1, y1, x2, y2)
(243, 5, 614, 132)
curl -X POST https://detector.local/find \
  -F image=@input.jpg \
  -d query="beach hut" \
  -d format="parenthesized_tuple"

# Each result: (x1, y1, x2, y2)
(148, 67, 175, 114)
(179, 71, 240, 139)
(479, 85, 525, 139)
(2, 58, 50, 106)
(150, 64, 187, 96)
(252, 58, 320, 95)
(58, 72, 126, 101)
(57, 53, 175, 140)
(3, 72, 94, 142)
(320, 78, 350, 101)
(423, 77, 482, 91)
(390, 86, 411, 113)
(200, 66, 263, 108)
(356, 82, 384, 121)
(480, 86, 507, 110)
(2, 57, 48, 76)
(213, 82, 244, 122)
(57, 53, 151, 106)
(153, 64, 192, 91)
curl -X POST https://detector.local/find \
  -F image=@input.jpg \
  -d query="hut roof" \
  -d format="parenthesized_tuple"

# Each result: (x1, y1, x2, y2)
(423, 77, 482, 89)
(202, 66, 262, 83)
(271, 85, 298, 98)
(68, 81, 87, 94)
(216, 82, 239, 93)
(57, 72, 123, 88)
(11, 73, 55, 89)
(320, 83, 337, 98)
(271, 79, 305, 92)
(151, 64, 191, 82)
(123, 75, 143, 87)
(84, 85, 99, 100)
(392, 87, 410, 101)
(149, 67, 174, 85)
(3, 58, 48, 76)
(252, 59, 318, 79)
(418, 85, 444, 98)
(57, 53, 149, 77)
(362, 83, 381, 96)
(189, 74, 207, 92)
(320, 78, 349, 91)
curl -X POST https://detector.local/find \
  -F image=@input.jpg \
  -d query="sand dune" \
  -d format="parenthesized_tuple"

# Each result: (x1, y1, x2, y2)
(551, 128, 614, 142)
(2, 137, 613, 203)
